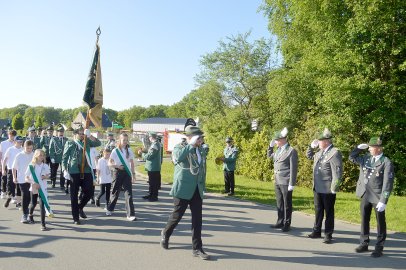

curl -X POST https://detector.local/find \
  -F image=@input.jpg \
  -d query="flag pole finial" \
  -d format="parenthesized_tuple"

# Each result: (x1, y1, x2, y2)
(96, 26, 101, 42)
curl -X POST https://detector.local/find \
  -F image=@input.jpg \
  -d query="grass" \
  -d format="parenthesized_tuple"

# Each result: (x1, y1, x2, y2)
(136, 160, 406, 233)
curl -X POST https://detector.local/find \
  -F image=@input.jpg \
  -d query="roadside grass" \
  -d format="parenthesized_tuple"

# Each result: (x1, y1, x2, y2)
(136, 160, 406, 233)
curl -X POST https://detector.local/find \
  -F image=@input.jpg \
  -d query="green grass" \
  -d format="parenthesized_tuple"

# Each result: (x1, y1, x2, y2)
(136, 160, 406, 233)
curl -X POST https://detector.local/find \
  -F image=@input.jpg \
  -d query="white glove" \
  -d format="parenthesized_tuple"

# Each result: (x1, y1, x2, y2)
(376, 202, 386, 212)
(269, 139, 276, 148)
(311, 139, 319, 149)
(189, 135, 200, 146)
(288, 185, 294, 191)
(51, 158, 55, 163)
(331, 190, 336, 194)
(84, 129, 91, 137)
(63, 170, 71, 180)
(357, 143, 369, 150)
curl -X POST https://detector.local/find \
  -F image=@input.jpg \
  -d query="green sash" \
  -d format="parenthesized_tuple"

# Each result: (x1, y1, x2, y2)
(29, 164, 54, 217)
(74, 140, 96, 181)
(114, 148, 132, 177)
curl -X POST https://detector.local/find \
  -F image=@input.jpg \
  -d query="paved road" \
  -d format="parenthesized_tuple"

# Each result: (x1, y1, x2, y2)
(0, 172, 405, 270)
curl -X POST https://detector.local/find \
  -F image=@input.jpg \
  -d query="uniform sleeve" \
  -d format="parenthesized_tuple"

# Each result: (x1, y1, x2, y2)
(330, 150, 343, 192)
(289, 149, 299, 186)
(40, 137, 45, 148)
(61, 142, 72, 171)
(380, 159, 395, 204)
(267, 146, 274, 160)
(88, 138, 101, 148)
(224, 148, 238, 163)
(142, 143, 159, 161)
(173, 143, 195, 163)
(349, 147, 364, 165)
(306, 146, 315, 160)
(49, 139, 55, 159)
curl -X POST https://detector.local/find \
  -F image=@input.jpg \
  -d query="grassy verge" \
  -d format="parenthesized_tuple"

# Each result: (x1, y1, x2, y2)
(136, 160, 406, 233)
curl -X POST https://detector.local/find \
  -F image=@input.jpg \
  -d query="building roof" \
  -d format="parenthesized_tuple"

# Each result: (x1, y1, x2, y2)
(133, 118, 188, 125)
(0, 119, 11, 128)
(79, 112, 112, 128)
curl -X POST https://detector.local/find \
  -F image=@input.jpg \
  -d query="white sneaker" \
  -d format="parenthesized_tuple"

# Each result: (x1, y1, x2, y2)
(11, 198, 17, 204)
(0, 192, 5, 199)
(127, 216, 137, 221)
(106, 211, 112, 216)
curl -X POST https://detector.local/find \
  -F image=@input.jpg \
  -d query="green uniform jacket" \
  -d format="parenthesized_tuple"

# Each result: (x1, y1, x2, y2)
(49, 136, 67, 163)
(26, 136, 41, 150)
(40, 136, 53, 157)
(223, 145, 238, 171)
(61, 138, 101, 174)
(169, 143, 207, 200)
(142, 141, 162, 172)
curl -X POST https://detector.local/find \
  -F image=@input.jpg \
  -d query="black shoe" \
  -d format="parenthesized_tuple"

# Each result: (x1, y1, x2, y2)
(270, 223, 284, 229)
(281, 224, 291, 232)
(52, 184, 55, 188)
(148, 197, 158, 202)
(4, 197, 11, 208)
(16, 202, 22, 208)
(221, 190, 229, 194)
(355, 244, 369, 253)
(79, 209, 87, 219)
(227, 192, 234, 196)
(308, 232, 322, 238)
(371, 247, 383, 258)
(95, 199, 100, 207)
(60, 186, 64, 190)
(29, 215, 35, 224)
(91, 199, 95, 204)
(323, 234, 333, 244)
(193, 248, 210, 260)
(65, 189, 69, 194)
(73, 220, 81, 225)
(160, 232, 169, 249)
(142, 195, 151, 200)
(41, 225, 48, 231)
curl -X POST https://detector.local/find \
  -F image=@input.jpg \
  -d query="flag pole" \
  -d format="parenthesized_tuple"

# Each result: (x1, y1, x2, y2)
(80, 27, 101, 179)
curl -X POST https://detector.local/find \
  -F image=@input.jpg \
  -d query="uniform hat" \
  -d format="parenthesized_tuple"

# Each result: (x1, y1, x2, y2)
(184, 126, 203, 136)
(56, 126, 65, 132)
(107, 132, 114, 136)
(225, 137, 234, 143)
(368, 136, 383, 147)
(148, 132, 158, 139)
(317, 128, 332, 140)
(273, 127, 288, 140)
(74, 126, 84, 134)
(27, 126, 36, 132)
(46, 126, 54, 131)
(15, 136, 24, 142)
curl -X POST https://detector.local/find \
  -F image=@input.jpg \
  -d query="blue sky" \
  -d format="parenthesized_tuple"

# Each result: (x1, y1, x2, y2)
(0, 1, 272, 111)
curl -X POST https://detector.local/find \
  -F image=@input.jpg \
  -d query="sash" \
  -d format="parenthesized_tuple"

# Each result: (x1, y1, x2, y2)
(29, 165, 54, 217)
(114, 148, 132, 177)
(74, 140, 96, 181)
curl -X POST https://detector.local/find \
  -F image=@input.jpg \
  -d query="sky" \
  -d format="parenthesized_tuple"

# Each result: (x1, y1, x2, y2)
(0, 1, 273, 111)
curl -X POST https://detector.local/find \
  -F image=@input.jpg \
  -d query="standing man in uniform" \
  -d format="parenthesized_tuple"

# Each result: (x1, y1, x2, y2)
(40, 126, 54, 165)
(349, 136, 394, 257)
(160, 126, 210, 260)
(105, 132, 116, 150)
(219, 137, 238, 196)
(139, 132, 162, 202)
(26, 126, 41, 150)
(62, 127, 101, 225)
(49, 125, 67, 190)
(306, 128, 343, 244)
(267, 127, 298, 232)
(0, 129, 16, 199)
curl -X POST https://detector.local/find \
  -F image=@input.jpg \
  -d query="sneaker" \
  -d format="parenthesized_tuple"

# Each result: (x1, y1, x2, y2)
(11, 198, 17, 204)
(192, 248, 210, 260)
(29, 215, 35, 224)
(4, 197, 11, 208)
(127, 216, 137, 221)
(106, 210, 112, 216)
(21, 214, 29, 224)
(16, 202, 21, 208)
(95, 199, 100, 207)
(0, 192, 5, 199)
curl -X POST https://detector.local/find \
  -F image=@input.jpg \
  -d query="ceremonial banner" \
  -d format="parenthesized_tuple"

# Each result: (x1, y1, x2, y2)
(83, 42, 103, 128)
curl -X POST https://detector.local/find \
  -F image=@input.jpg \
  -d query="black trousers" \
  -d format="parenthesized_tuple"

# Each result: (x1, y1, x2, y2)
(30, 193, 45, 226)
(224, 170, 235, 193)
(6, 169, 20, 198)
(108, 170, 135, 217)
(313, 191, 336, 235)
(70, 173, 93, 221)
(19, 183, 31, 215)
(96, 183, 111, 204)
(45, 156, 51, 165)
(148, 171, 161, 199)
(162, 188, 203, 250)
(275, 184, 293, 226)
(1, 170, 7, 192)
(50, 162, 65, 188)
(360, 196, 386, 248)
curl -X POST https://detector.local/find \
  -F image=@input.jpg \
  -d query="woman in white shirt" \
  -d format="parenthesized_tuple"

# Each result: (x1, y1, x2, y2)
(106, 133, 136, 221)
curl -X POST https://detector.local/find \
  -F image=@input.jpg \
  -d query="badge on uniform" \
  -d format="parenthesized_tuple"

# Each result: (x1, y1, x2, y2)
(376, 171, 380, 177)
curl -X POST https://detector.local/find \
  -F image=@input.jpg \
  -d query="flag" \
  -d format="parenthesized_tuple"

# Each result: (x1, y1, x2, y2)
(83, 42, 103, 128)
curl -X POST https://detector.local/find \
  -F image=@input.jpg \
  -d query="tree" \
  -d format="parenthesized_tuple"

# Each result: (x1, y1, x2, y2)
(12, 113, 24, 131)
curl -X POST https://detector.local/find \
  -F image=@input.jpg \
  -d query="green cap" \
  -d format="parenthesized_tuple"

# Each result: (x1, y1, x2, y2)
(368, 136, 383, 147)
(273, 127, 288, 140)
(184, 126, 203, 136)
(56, 126, 65, 132)
(27, 126, 36, 132)
(148, 132, 158, 139)
(46, 126, 54, 131)
(225, 137, 233, 143)
(317, 128, 332, 140)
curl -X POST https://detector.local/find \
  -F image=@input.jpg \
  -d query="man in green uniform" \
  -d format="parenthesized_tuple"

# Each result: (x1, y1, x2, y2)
(349, 136, 395, 258)
(40, 126, 54, 165)
(139, 132, 162, 202)
(62, 127, 101, 225)
(160, 126, 210, 260)
(26, 126, 41, 150)
(49, 125, 68, 190)
(219, 137, 238, 196)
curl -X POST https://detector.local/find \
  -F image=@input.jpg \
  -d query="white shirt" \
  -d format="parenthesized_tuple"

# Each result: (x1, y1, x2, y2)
(12, 151, 34, 183)
(0, 140, 14, 163)
(4, 146, 23, 169)
(97, 157, 112, 184)
(372, 153, 383, 163)
(90, 147, 99, 169)
(110, 147, 134, 170)
(25, 163, 50, 194)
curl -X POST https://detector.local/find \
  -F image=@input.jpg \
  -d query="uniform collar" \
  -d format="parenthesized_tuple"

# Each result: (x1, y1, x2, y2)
(372, 153, 383, 161)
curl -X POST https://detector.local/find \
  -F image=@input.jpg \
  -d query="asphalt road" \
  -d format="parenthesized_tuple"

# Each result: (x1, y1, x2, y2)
(0, 172, 405, 270)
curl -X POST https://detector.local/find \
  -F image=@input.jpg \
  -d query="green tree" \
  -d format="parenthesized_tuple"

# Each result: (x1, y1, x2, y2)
(12, 113, 24, 131)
